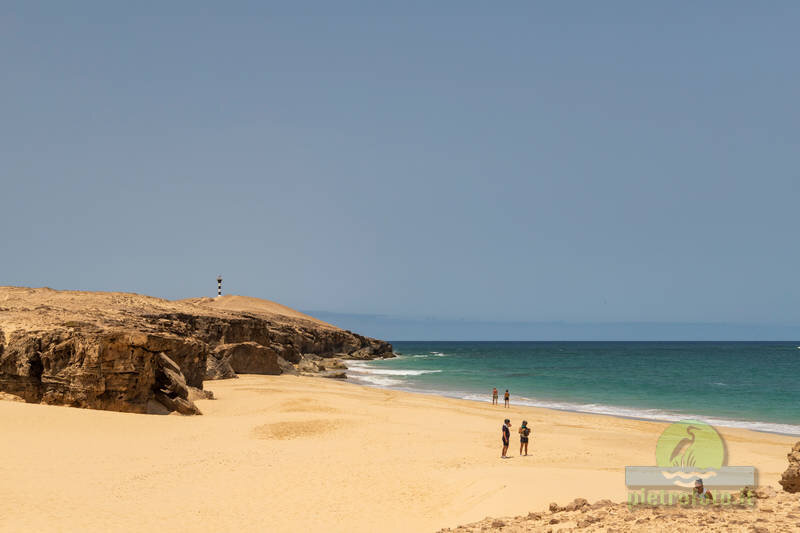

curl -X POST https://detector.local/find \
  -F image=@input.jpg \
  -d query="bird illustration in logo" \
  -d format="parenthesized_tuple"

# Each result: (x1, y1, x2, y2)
(669, 425, 698, 467)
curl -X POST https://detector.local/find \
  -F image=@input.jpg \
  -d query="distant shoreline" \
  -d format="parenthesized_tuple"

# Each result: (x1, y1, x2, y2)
(345, 340, 800, 437)
(344, 371, 800, 438)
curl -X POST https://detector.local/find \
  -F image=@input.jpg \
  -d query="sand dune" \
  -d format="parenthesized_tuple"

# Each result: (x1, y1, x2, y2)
(0, 375, 794, 532)
(0, 287, 338, 334)
(182, 294, 338, 329)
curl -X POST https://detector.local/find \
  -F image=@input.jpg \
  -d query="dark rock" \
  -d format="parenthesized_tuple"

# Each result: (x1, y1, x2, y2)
(564, 498, 589, 511)
(0, 329, 204, 414)
(780, 442, 800, 493)
(206, 351, 238, 380)
(212, 342, 280, 375)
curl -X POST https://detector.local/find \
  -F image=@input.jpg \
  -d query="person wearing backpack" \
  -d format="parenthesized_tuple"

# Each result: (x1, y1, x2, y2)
(519, 420, 531, 456)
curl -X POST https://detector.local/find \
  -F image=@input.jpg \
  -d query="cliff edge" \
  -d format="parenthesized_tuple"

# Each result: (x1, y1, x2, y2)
(0, 287, 393, 415)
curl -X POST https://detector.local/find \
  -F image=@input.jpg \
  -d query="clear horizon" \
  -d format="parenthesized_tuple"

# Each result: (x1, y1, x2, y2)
(3, 3, 799, 340)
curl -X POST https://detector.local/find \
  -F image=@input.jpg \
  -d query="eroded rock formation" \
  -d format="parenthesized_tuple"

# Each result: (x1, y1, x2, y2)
(779, 441, 800, 493)
(0, 288, 393, 415)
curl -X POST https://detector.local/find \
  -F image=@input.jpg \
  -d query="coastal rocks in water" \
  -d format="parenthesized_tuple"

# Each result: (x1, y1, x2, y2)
(348, 345, 385, 360)
(0, 287, 395, 414)
(779, 441, 800, 493)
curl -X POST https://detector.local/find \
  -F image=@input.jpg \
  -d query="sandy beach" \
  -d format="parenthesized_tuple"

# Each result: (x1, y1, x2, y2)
(0, 375, 794, 532)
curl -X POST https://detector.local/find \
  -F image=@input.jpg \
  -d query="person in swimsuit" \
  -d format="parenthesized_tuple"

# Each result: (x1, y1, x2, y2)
(693, 479, 714, 502)
(519, 420, 530, 456)
(492, 388, 498, 405)
(501, 419, 511, 458)
(504, 389, 510, 408)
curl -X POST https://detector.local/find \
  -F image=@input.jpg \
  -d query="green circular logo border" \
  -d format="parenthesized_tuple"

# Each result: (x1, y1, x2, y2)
(655, 419, 725, 469)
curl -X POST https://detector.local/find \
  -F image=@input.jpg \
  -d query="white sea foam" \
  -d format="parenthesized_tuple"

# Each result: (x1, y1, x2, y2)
(350, 368, 441, 377)
(345, 360, 442, 387)
(430, 351, 448, 357)
(343, 362, 800, 436)
(348, 375, 404, 387)
(458, 394, 800, 436)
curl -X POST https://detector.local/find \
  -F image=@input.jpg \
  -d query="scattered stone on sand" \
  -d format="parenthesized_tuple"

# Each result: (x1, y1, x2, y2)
(438, 487, 800, 532)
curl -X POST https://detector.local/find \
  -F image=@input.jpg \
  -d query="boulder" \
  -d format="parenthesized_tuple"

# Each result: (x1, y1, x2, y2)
(212, 342, 281, 375)
(348, 346, 377, 360)
(276, 357, 298, 375)
(205, 351, 238, 380)
(320, 358, 348, 370)
(297, 356, 323, 373)
(564, 498, 589, 511)
(779, 442, 800, 493)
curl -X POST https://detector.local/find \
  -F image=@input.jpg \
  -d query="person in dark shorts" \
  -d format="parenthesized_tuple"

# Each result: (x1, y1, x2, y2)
(501, 419, 511, 458)
(492, 388, 498, 405)
(504, 389, 510, 408)
(519, 420, 531, 456)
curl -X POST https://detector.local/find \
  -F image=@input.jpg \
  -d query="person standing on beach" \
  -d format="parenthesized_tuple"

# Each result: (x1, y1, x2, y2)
(504, 389, 510, 408)
(501, 419, 511, 458)
(519, 420, 530, 456)
(492, 388, 498, 405)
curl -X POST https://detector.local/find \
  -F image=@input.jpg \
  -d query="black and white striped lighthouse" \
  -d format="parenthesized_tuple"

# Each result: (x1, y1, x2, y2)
(217, 275, 222, 297)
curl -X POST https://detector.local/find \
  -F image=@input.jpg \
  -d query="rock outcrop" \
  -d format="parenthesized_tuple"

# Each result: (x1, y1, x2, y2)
(0, 328, 202, 414)
(212, 342, 280, 375)
(779, 441, 800, 493)
(0, 287, 394, 415)
(439, 488, 800, 532)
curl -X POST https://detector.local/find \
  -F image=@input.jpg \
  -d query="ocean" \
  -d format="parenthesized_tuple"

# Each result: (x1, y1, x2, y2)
(346, 341, 800, 436)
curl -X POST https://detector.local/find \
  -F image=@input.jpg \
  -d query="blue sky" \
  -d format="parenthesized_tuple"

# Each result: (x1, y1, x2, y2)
(2, 3, 798, 339)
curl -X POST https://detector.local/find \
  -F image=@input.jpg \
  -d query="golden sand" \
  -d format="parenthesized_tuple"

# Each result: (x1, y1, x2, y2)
(0, 375, 794, 532)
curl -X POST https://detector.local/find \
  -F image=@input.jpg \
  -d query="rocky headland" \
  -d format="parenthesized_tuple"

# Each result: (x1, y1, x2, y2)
(0, 287, 393, 415)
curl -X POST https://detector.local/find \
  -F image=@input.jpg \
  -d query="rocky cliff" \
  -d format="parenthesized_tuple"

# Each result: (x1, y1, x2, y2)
(0, 287, 393, 415)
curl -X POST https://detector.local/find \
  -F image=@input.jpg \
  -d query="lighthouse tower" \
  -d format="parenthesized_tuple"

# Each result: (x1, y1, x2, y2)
(217, 275, 222, 297)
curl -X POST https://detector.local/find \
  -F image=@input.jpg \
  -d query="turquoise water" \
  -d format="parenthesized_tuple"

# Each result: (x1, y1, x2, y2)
(346, 342, 800, 435)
